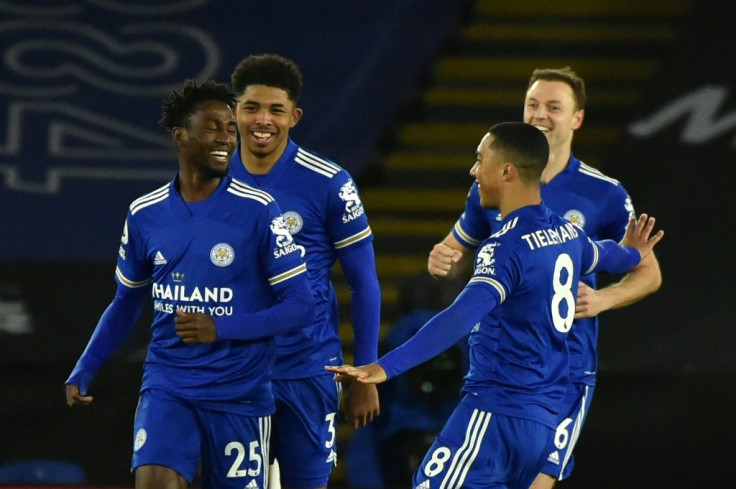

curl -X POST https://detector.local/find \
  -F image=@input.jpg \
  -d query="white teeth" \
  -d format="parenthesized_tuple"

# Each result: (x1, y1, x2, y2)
(211, 151, 228, 157)
(253, 131, 272, 139)
(534, 125, 550, 132)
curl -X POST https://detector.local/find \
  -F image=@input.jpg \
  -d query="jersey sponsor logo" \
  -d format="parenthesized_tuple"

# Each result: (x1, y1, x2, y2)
(270, 215, 303, 258)
(134, 428, 147, 452)
(245, 480, 259, 489)
(210, 243, 234, 267)
(282, 211, 303, 234)
(521, 222, 579, 251)
(563, 209, 586, 229)
(338, 179, 365, 223)
(152, 283, 233, 302)
(415, 480, 430, 489)
(151, 282, 235, 316)
(474, 242, 499, 275)
(153, 250, 167, 265)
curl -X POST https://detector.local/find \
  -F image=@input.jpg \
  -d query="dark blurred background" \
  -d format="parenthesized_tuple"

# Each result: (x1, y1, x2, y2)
(1, 0, 734, 488)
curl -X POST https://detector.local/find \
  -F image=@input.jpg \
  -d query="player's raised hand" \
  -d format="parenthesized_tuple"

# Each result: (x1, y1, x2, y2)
(428, 243, 463, 279)
(326, 363, 388, 384)
(620, 213, 664, 261)
(65, 384, 93, 407)
(175, 309, 217, 343)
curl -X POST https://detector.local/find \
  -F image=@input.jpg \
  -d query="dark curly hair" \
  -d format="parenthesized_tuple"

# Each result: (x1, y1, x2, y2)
(159, 79, 236, 133)
(230, 54, 303, 103)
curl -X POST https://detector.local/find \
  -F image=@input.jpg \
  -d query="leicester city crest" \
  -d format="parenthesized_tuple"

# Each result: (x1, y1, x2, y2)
(563, 209, 586, 229)
(282, 211, 303, 234)
(210, 243, 235, 267)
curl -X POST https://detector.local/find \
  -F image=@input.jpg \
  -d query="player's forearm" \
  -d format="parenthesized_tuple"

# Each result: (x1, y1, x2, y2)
(66, 286, 146, 392)
(350, 283, 381, 365)
(596, 252, 662, 311)
(216, 277, 315, 340)
(378, 285, 496, 379)
(340, 243, 381, 364)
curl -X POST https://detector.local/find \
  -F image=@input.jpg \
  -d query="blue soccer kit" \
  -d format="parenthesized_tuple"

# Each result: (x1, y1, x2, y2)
(452, 155, 634, 480)
(379, 204, 640, 489)
(230, 139, 381, 487)
(67, 175, 313, 488)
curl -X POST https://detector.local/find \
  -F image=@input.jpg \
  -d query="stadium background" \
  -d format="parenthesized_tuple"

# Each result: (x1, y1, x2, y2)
(1, 0, 734, 487)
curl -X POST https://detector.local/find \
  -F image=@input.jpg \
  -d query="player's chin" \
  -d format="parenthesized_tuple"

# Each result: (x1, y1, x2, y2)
(204, 164, 229, 179)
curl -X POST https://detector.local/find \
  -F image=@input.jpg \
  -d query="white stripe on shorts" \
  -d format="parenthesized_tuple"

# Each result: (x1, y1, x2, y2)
(440, 409, 492, 489)
(260, 416, 271, 487)
(558, 385, 589, 480)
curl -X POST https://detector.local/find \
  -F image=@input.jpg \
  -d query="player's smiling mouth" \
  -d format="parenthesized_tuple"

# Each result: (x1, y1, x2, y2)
(210, 150, 230, 162)
(252, 131, 274, 142)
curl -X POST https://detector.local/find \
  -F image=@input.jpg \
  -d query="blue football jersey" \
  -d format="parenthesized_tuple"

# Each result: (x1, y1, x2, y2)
(463, 204, 600, 429)
(453, 155, 634, 385)
(230, 140, 373, 378)
(117, 175, 307, 415)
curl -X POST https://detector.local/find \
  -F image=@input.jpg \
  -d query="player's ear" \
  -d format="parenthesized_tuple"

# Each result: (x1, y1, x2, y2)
(572, 108, 584, 130)
(172, 127, 185, 146)
(290, 107, 303, 128)
(502, 163, 513, 179)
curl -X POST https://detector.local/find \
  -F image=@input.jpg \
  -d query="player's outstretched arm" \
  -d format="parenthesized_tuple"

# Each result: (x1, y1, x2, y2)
(326, 363, 387, 384)
(428, 233, 473, 279)
(575, 251, 661, 319)
(65, 284, 148, 407)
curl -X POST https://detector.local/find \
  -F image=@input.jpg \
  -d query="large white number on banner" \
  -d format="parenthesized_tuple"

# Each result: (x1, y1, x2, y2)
(551, 253, 575, 333)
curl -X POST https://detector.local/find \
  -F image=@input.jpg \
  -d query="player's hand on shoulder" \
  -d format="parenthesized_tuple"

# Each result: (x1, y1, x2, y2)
(175, 309, 217, 343)
(326, 363, 388, 384)
(621, 213, 664, 260)
(65, 384, 93, 407)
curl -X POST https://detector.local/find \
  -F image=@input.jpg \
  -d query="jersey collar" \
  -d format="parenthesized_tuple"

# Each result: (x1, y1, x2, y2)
(229, 139, 299, 188)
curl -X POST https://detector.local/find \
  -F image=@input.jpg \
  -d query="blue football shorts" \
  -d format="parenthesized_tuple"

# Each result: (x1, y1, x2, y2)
(131, 388, 271, 489)
(270, 375, 342, 488)
(539, 382, 595, 480)
(412, 394, 553, 489)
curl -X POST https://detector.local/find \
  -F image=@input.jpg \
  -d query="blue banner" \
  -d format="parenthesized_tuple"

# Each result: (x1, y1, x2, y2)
(0, 0, 464, 259)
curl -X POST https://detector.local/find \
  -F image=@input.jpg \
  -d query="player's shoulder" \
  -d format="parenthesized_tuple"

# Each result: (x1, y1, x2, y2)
(574, 160, 624, 188)
(129, 182, 171, 216)
(226, 177, 276, 206)
(292, 145, 347, 181)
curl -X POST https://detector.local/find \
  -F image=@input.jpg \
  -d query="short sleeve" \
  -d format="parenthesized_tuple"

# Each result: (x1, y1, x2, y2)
(115, 213, 152, 289)
(326, 171, 373, 251)
(453, 182, 501, 249)
(466, 237, 520, 304)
